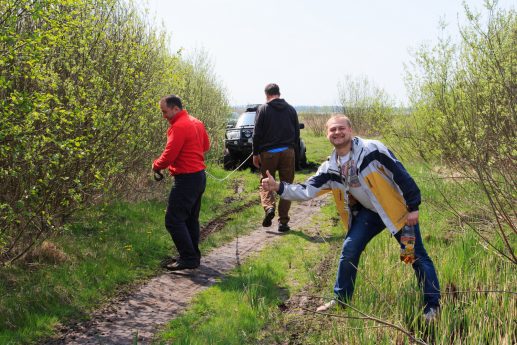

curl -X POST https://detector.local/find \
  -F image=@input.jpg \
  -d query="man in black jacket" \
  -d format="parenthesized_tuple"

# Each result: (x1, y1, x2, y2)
(252, 83, 300, 232)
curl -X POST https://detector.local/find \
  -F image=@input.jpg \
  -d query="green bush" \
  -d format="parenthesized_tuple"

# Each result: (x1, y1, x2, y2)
(337, 75, 394, 136)
(404, 3, 516, 263)
(0, 0, 229, 265)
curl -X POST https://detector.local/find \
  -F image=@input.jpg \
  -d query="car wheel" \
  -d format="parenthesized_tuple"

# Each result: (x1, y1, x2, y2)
(223, 152, 235, 170)
(295, 140, 308, 170)
(300, 147, 307, 168)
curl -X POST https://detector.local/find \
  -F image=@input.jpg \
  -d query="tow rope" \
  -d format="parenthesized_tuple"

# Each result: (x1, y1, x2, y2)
(153, 152, 255, 183)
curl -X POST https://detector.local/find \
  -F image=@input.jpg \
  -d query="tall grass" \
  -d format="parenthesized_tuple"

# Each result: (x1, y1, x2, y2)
(160, 132, 515, 345)
(299, 113, 330, 137)
(274, 161, 516, 344)
(0, 164, 259, 344)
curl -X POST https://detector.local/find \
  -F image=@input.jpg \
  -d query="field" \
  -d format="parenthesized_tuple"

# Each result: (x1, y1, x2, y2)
(0, 127, 515, 344)
(2, 1, 515, 344)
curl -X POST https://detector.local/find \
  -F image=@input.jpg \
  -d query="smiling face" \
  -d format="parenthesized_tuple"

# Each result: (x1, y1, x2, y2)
(326, 116, 353, 150)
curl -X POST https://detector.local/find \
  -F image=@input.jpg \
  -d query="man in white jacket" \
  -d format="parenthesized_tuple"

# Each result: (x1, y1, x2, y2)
(261, 115, 440, 322)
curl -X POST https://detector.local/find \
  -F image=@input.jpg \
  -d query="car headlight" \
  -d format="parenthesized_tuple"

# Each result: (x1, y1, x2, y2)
(227, 131, 240, 140)
(242, 129, 253, 138)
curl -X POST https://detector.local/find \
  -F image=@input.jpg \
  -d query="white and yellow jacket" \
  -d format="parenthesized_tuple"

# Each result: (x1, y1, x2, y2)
(277, 137, 421, 235)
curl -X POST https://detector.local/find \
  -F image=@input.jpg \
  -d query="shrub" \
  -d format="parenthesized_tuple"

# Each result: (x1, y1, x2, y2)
(299, 113, 330, 137)
(337, 75, 394, 136)
(404, 3, 516, 263)
(0, 0, 229, 265)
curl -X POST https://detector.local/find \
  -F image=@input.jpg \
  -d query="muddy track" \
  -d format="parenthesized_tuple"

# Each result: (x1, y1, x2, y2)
(199, 177, 259, 240)
(48, 196, 330, 345)
(200, 198, 259, 240)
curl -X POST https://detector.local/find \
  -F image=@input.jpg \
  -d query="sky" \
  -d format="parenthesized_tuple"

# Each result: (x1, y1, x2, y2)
(137, 0, 515, 106)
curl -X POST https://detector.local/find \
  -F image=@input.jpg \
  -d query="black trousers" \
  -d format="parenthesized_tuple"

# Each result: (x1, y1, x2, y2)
(165, 170, 206, 264)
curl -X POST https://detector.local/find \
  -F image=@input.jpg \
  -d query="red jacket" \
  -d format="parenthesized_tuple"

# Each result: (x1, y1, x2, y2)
(153, 110, 210, 176)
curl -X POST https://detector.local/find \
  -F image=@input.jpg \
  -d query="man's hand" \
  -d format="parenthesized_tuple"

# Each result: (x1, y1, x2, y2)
(261, 170, 279, 192)
(406, 210, 419, 226)
(253, 155, 261, 168)
(152, 164, 164, 181)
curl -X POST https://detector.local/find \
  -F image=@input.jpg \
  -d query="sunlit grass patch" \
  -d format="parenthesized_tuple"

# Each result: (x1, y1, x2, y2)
(158, 203, 341, 345)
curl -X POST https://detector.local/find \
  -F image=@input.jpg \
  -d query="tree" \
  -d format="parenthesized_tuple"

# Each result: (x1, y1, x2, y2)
(405, 2, 516, 263)
(337, 75, 394, 136)
(0, 0, 229, 265)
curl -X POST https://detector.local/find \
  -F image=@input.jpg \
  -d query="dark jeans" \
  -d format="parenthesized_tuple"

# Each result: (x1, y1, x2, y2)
(334, 208, 441, 312)
(165, 170, 206, 265)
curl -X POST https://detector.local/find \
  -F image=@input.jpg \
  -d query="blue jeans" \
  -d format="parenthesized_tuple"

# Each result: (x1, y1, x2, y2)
(165, 170, 206, 265)
(334, 208, 441, 312)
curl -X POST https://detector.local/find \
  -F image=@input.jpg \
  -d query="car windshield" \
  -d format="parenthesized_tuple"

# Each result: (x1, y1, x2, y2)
(235, 112, 256, 127)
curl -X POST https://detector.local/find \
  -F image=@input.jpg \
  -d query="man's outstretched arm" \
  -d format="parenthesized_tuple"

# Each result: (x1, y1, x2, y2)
(261, 167, 332, 201)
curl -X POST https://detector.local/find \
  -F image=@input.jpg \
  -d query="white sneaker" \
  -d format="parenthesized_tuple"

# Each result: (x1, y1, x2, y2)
(316, 299, 338, 312)
(424, 307, 439, 323)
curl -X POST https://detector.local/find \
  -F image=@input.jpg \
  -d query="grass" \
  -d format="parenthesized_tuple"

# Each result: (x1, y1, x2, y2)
(302, 130, 334, 165)
(160, 132, 515, 344)
(1, 130, 515, 345)
(157, 203, 342, 345)
(259, 159, 516, 344)
(0, 164, 261, 345)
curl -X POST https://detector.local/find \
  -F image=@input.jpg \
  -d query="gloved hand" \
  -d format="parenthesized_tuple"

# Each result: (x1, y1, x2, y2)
(153, 170, 164, 181)
(152, 164, 164, 181)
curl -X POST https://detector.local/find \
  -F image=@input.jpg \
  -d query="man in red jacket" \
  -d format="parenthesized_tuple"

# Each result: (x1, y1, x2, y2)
(153, 94, 210, 271)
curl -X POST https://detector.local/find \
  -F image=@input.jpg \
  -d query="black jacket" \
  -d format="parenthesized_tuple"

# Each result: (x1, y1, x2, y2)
(252, 98, 300, 155)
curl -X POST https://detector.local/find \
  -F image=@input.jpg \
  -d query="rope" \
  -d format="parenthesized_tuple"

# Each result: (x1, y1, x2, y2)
(205, 152, 255, 182)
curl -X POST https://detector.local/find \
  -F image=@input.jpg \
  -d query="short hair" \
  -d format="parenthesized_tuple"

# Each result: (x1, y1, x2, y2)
(162, 94, 183, 109)
(264, 83, 280, 96)
(326, 115, 352, 128)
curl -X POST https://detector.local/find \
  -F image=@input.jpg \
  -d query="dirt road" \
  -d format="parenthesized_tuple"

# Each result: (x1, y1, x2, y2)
(53, 197, 328, 345)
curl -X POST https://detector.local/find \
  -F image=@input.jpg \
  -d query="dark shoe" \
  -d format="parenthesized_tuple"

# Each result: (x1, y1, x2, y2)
(160, 255, 178, 268)
(165, 261, 200, 271)
(278, 223, 290, 232)
(262, 208, 275, 227)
